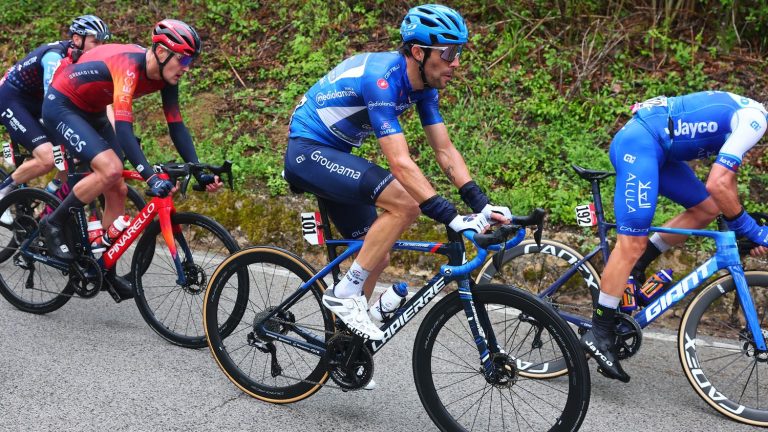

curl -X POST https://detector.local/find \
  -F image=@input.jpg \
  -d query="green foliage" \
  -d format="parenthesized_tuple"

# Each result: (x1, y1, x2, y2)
(1, 0, 767, 235)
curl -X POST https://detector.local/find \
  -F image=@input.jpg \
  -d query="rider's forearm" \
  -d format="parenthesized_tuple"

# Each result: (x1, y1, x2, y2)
(423, 123, 472, 188)
(389, 155, 438, 203)
(433, 144, 472, 189)
(115, 120, 153, 180)
(167, 121, 199, 163)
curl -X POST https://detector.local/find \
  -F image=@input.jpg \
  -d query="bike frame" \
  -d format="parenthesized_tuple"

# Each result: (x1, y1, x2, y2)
(20, 172, 192, 286)
(255, 228, 528, 377)
(537, 170, 767, 351)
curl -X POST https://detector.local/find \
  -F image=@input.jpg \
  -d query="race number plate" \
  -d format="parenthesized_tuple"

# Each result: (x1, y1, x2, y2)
(52, 145, 67, 171)
(575, 203, 597, 227)
(2, 141, 14, 166)
(301, 212, 325, 245)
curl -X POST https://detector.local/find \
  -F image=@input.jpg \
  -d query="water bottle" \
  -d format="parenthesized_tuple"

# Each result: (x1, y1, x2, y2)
(619, 276, 638, 313)
(370, 282, 408, 322)
(44, 178, 62, 194)
(637, 269, 674, 304)
(87, 215, 105, 253)
(102, 214, 131, 247)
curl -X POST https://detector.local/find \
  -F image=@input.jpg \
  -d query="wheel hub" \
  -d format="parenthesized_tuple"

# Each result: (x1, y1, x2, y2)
(181, 261, 206, 294)
(740, 328, 768, 363)
(485, 353, 518, 388)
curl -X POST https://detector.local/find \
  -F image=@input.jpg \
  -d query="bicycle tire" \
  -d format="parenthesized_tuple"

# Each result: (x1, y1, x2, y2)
(0, 188, 74, 313)
(679, 270, 768, 427)
(132, 212, 239, 348)
(204, 246, 334, 403)
(413, 284, 591, 431)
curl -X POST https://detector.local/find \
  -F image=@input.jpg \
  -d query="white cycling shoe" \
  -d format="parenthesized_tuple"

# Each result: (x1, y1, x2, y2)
(0, 186, 14, 225)
(322, 289, 385, 341)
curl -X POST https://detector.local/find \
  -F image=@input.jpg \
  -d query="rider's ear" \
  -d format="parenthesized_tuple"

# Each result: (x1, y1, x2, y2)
(411, 45, 424, 62)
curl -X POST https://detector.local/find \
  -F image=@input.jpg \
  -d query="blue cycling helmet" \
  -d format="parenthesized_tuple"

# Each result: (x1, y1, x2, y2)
(400, 4, 468, 45)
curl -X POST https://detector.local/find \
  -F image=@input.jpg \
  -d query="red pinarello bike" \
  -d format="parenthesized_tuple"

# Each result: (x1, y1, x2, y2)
(0, 160, 246, 349)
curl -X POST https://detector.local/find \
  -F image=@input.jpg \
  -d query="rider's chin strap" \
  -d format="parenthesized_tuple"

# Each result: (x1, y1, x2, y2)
(152, 44, 174, 83)
(68, 40, 84, 63)
(416, 47, 433, 89)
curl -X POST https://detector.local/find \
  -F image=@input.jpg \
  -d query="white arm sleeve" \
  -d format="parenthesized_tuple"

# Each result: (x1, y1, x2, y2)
(720, 107, 768, 162)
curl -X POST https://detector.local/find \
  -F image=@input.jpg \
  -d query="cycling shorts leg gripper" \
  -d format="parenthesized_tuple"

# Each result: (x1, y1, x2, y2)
(658, 160, 709, 209)
(609, 119, 665, 236)
(324, 198, 378, 239)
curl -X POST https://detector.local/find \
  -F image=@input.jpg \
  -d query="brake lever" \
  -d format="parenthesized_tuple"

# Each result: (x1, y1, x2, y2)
(180, 173, 192, 197)
(191, 160, 234, 192)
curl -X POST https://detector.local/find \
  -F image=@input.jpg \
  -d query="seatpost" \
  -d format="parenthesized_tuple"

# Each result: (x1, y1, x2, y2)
(591, 178, 612, 260)
(316, 197, 341, 285)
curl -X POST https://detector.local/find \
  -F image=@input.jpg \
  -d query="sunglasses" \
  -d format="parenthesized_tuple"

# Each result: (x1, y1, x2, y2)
(415, 44, 463, 62)
(174, 53, 195, 67)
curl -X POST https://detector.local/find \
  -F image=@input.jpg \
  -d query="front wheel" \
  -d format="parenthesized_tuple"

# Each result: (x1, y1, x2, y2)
(413, 284, 590, 431)
(132, 212, 239, 348)
(679, 270, 768, 427)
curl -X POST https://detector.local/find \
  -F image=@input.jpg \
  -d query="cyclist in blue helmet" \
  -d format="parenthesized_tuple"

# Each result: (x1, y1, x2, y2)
(284, 3, 512, 351)
(0, 14, 111, 222)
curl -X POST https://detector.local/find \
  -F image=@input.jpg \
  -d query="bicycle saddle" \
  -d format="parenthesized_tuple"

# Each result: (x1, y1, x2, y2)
(571, 164, 615, 181)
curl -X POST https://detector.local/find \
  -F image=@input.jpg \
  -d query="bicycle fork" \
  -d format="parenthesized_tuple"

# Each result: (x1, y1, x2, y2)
(729, 265, 768, 355)
(158, 206, 188, 286)
(457, 279, 499, 376)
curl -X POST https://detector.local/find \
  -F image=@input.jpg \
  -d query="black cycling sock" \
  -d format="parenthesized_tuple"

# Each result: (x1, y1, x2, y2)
(592, 305, 616, 339)
(631, 241, 662, 282)
(47, 191, 86, 227)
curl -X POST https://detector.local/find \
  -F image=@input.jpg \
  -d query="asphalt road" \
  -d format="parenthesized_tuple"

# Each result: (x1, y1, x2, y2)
(0, 284, 763, 432)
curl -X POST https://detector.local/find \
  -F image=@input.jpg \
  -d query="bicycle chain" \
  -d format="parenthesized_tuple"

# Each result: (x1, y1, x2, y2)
(255, 315, 374, 391)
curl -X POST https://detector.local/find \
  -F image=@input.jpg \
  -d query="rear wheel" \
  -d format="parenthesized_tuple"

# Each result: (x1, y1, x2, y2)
(204, 246, 333, 403)
(477, 239, 600, 377)
(0, 188, 74, 313)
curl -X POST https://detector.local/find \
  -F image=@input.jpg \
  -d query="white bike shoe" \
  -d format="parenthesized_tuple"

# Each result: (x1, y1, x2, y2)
(322, 289, 385, 340)
(0, 185, 14, 225)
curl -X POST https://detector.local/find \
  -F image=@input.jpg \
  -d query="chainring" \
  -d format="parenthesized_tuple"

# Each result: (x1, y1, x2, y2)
(69, 256, 103, 298)
(614, 312, 642, 360)
(324, 333, 374, 391)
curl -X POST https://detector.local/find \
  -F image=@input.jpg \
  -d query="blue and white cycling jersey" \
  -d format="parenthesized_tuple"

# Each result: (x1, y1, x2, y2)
(631, 91, 768, 169)
(611, 91, 768, 236)
(0, 40, 71, 151)
(289, 52, 443, 152)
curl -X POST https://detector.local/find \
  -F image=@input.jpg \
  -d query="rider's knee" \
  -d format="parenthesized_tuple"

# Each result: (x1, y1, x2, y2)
(402, 198, 421, 223)
(99, 162, 124, 186)
(689, 198, 719, 222)
(616, 236, 648, 260)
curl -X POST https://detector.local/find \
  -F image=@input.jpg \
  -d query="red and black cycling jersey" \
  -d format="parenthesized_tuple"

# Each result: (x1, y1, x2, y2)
(49, 43, 197, 177)
(50, 43, 183, 123)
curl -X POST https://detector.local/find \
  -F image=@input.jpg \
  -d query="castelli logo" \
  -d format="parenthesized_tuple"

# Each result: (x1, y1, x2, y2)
(377, 78, 389, 89)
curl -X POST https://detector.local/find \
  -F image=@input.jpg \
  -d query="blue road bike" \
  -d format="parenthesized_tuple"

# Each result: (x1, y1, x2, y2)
(478, 165, 768, 427)
(203, 201, 591, 432)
